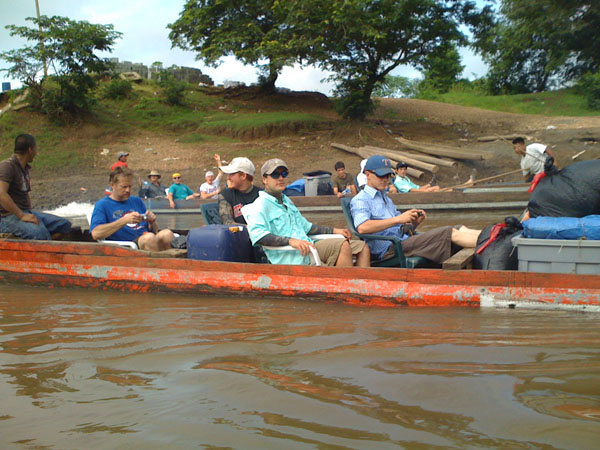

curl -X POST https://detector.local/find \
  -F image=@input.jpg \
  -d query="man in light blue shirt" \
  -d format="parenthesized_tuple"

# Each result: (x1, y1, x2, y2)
(243, 158, 370, 266)
(351, 155, 480, 263)
(390, 162, 440, 193)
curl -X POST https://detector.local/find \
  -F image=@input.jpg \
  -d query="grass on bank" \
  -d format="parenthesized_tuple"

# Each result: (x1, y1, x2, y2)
(433, 87, 600, 116)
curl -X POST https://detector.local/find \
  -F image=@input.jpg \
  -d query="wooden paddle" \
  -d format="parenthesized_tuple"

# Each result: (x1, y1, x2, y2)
(439, 168, 525, 192)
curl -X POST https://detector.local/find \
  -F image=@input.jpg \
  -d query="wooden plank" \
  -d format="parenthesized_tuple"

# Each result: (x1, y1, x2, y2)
(396, 137, 487, 161)
(331, 143, 424, 179)
(362, 145, 439, 173)
(442, 248, 475, 270)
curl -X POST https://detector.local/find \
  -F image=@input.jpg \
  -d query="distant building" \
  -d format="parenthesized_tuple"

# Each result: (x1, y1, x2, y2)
(109, 58, 212, 85)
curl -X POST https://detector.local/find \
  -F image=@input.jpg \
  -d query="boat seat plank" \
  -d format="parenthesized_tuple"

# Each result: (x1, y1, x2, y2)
(146, 248, 188, 258)
(442, 248, 475, 270)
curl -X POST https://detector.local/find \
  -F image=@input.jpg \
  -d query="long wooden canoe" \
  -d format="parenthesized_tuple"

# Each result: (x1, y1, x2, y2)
(0, 239, 598, 311)
(148, 187, 530, 214)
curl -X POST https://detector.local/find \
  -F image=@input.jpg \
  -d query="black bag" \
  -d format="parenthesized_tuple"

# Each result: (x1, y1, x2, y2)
(528, 159, 600, 218)
(473, 217, 522, 271)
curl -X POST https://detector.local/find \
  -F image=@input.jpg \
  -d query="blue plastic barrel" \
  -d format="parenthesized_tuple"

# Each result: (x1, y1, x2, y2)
(1, 82, 11, 92)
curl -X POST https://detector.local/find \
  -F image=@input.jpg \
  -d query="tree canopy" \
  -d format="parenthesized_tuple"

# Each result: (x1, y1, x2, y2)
(169, 0, 296, 91)
(476, 0, 600, 94)
(1, 15, 121, 121)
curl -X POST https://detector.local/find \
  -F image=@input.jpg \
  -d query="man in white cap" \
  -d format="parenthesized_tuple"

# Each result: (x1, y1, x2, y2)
(198, 154, 223, 200)
(110, 151, 129, 172)
(242, 158, 370, 267)
(218, 156, 261, 224)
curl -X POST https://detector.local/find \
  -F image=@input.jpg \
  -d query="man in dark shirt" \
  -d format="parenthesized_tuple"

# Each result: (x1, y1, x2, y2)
(218, 156, 261, 224)
(0, 134, 71, 240)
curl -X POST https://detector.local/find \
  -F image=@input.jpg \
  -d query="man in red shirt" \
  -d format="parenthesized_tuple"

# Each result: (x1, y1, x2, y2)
(110, 151, 129, 171)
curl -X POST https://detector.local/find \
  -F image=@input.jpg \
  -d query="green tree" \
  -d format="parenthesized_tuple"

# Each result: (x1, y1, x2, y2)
(168, 0, 295, 92)
(0, 15, 121, 121)
(475, 0, 600, 94)
(420, 45, 464, 93)
(299, 0, 489, 119)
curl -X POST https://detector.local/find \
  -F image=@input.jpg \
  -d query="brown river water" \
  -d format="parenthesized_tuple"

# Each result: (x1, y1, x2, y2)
(1, 285, 599, 449)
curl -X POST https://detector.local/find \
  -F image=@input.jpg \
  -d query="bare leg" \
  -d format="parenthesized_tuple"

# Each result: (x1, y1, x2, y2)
(355, 244, 371, 267)
(138, 230, 174, 251)
(335, 241, 354, 267)
(157, 229, 175, 251)
(451, 228, 480, 248)
(458, 226, 481, 237)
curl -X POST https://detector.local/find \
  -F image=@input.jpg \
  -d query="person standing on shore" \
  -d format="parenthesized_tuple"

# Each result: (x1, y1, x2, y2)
(0, 134, 72, 240)
(110, 151, 129, 172)
(512, 137, 557, 181)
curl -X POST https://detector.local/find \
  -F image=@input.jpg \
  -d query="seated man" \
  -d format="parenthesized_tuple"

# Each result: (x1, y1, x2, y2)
(243, 158, 370, 267)
(218, 156, 261, 224)
(332, 161, 357, 198)
(91, 167, 174, 251)
(198, 155, 223, 200)
(389, 162, 440, 193)
(168, 172, 197, 208)
(138, 170, 167, 198)
(0, 133, 71, 240)
(350, 155, 480, 265)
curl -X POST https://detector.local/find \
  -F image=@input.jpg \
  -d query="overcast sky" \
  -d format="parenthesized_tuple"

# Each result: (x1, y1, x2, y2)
(0, 0, 489, 94)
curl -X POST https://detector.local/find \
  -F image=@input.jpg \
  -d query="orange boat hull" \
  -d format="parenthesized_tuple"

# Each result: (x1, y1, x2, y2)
(0, 239, 599, 310)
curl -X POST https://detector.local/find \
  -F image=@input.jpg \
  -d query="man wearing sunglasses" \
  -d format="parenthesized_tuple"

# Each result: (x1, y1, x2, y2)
(243, 158, 370, 267)
(168, 173, 197, 209)
(350, 155, 480, 265)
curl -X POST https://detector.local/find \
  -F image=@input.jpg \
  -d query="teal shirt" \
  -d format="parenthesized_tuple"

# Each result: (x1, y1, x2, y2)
(392, 175, 420, 193)
(243, 191, 314, 265)
(168, 183, 194, 200)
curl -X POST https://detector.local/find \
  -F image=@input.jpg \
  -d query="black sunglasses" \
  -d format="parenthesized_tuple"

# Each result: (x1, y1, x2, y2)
(269, 171, 289, 179)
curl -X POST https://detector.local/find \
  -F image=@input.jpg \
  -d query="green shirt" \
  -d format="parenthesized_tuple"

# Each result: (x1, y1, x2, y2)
(168, 183, 194, 200)
(243, 191, 314, 265)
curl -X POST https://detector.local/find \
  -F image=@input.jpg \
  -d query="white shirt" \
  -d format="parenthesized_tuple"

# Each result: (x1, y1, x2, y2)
(520, 143, 548, 176)
(199, 173, 222, 199)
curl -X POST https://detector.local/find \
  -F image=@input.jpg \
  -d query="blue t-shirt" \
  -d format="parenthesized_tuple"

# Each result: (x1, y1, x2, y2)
(90, 196, 148, 241)
(392, 175, 420, 193)
(168, 183, 194, 200)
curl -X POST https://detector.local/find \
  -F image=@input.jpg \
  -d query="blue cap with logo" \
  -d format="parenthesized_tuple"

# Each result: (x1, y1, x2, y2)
(364, 155, 394, 177)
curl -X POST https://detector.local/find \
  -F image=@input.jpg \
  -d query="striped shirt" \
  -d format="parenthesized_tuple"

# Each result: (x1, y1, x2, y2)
(350, 185, 409, 260)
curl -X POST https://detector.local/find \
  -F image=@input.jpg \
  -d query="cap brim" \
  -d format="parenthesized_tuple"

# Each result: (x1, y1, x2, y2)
(264, 165, 288, 176)
(219, 165, 238, 174)
(372, 167, 394, 176)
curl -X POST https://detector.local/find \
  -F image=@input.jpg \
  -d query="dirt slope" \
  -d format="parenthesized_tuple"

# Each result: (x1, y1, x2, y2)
(29, 96, 600, 210)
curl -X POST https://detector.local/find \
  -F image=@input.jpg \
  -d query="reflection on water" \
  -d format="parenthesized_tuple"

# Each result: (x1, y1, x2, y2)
(1, 285, 599, 448)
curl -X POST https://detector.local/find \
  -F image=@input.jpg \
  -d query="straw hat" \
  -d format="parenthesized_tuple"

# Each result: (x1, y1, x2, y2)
(148, 170, 161, 178)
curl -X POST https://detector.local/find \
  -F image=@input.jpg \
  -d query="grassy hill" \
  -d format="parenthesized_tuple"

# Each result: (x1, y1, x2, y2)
(1, 80, 599, 209)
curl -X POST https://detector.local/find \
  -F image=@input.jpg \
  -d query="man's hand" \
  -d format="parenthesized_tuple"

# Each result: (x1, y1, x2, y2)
(396, 209, 425, 225)
(122, 211, 144, 225)
(214, 154, 222, 166)
(336, 191, 344, 199)
(20, 213, 39, 225)
(289, 238, 315, 256)
(332, 228, 352, 239)
(169, 201, 176, 209)
(145, 210, 157, 223)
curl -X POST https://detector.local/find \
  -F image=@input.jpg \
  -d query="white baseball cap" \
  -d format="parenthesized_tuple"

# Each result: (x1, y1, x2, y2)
(220, 157, 255, 176)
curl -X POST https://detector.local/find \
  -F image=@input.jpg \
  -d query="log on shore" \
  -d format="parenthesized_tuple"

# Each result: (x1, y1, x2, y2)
(365, 147, 457, 168)
(395, 137, 487, 161)
(477, 134, 531, 143)
(362, 145, 439, 173)
(331, 143, 424, 179)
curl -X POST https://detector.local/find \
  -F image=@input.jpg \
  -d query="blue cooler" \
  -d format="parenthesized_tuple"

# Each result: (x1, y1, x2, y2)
(187, 224, 253, 262)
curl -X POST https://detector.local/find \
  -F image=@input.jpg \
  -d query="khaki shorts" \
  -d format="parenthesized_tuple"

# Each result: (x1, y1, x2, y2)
(383, 226, 453, 264)
(314, 237, 365, 266)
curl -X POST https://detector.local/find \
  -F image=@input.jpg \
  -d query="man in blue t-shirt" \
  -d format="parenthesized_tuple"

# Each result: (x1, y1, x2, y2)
(90, 167, 174, 251)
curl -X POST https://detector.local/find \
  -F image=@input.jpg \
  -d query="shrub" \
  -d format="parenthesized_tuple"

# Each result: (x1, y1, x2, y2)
(102, 79, 133, 100)
(578, 72, 600, 110)
(158, 74, 187, 105)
